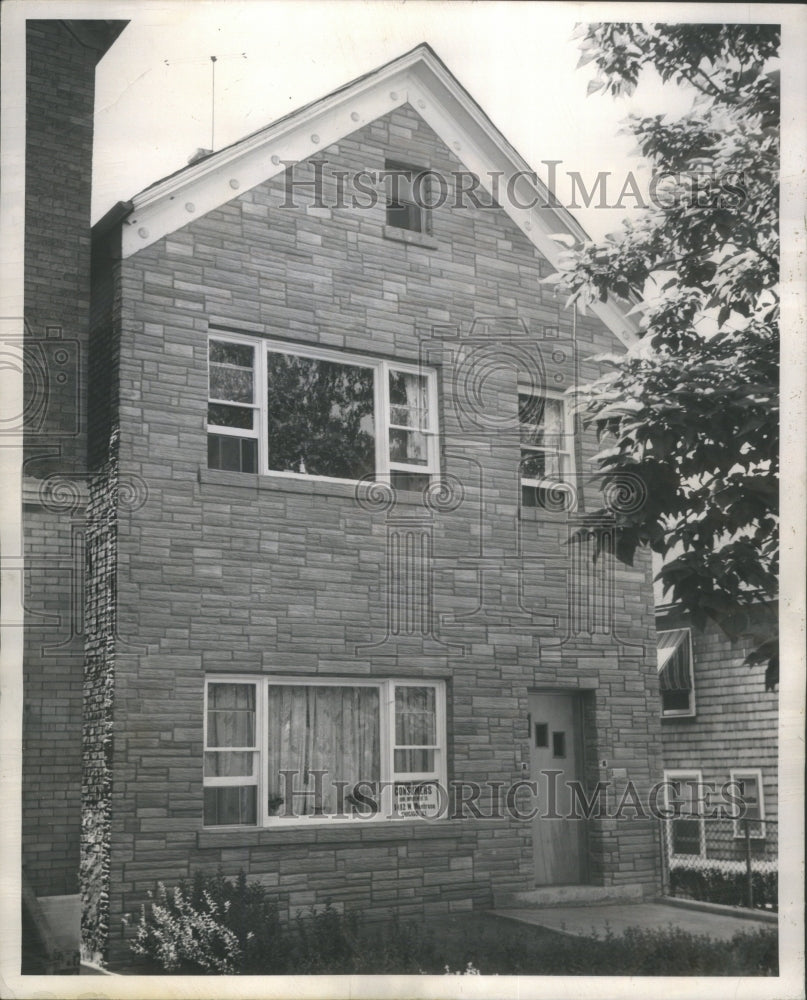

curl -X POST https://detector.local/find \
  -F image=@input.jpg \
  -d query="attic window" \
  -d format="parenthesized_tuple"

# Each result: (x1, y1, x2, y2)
(657, 628, 695, 717)
(385, 160, 431, 234)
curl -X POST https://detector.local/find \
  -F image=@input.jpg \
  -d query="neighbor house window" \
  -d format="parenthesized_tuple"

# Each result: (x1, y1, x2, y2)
(729, 768, 766, 839)
(663, 769, 706, 860)
(207, 336, 439, 488)
(657, 628, 696, 717)
(385, 160, 431, 234)
(203, 677, 447, 826)
(518, 390, 575, 509)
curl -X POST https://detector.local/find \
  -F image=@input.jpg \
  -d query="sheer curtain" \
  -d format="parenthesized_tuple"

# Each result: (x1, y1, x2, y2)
(204, 683, 256, 825)
(267, 685, 380, 816)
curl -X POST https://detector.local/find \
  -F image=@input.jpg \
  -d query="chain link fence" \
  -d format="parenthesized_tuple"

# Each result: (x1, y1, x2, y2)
(660, 816, 778, 912)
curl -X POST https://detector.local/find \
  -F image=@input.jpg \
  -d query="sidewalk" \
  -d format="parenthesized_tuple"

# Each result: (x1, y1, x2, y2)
(493, 900, 776, 941)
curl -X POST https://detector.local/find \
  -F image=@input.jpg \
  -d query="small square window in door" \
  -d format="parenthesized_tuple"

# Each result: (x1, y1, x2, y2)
(534, 723, 548, 748)
(552, 731, 566, 758)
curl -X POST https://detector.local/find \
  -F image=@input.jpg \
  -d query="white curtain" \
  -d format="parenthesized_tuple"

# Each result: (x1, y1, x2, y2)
(267, 685, 380, 815)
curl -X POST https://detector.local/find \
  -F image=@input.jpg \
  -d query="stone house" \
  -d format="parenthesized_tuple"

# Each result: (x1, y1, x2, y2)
(22, 36, 664, 968)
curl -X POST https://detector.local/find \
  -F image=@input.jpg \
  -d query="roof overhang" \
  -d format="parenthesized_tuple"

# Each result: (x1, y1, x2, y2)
(119, 43, 639, 348)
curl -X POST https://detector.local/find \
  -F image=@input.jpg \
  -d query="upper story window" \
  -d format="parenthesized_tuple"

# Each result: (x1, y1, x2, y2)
(207, 335, 439, 489)
(204, 676, 447, 827)
(657, 628, 696, 718)
(518, 390, 575, 509)
(385, 160, 431, 235)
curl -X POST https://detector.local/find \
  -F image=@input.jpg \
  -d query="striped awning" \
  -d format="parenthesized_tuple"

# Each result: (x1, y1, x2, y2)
(657, 629, 692, 691)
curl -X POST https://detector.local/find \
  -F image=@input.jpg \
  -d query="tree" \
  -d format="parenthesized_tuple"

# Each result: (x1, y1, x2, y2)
(553, 24, 779, 688)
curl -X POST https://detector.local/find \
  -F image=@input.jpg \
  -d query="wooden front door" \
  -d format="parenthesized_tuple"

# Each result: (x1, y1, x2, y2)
(528, 690, 586, 885)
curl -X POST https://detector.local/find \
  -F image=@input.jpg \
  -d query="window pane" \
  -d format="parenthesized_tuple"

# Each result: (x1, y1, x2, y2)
(208, 434, 257, 473)
(210, 364, 253, 403)
(662, 689, 692, 713)
(395, 686, 436, 745)
(208, 403, 254, 430)
(738, 777, 761, 819)
(266, 352, 375, 479)
(204, 751, 254, 778)
(204, 786, 257, 826)
(671, 818, 701, 855)
(207, 683, 255, 748)
(390, 471, 430, 493)
(389, 428, 428, 465)
(394, 749, 435, 773)
(519, 394, 564, 446)
(266, 685, 380, 816)
(210, 341, 254, 367)
(521, 450, 557, 481)
(389, 370, 428, 427)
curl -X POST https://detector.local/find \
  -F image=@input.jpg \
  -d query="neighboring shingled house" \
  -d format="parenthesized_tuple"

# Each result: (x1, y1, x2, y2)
(655, 602, 778, 903)
(23, 37, 665, 969)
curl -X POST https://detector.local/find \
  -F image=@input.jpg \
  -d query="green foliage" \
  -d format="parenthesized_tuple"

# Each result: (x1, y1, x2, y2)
(125, 871, 778, 976)
(669, 864, 778, 910)
(558, 24, 779, 686)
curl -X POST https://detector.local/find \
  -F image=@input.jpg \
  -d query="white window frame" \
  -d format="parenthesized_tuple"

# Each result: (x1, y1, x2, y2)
(729, 767, 766, 839)
(203, 675, 447, 828)
(663, 768, 706, 862)
(657, 628, 696, 719)
(517, 386, 576, 506)
(207, 333, 440, 486)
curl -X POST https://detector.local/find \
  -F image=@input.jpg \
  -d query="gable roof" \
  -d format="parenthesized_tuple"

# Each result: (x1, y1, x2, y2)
(118, 43, 638, 347)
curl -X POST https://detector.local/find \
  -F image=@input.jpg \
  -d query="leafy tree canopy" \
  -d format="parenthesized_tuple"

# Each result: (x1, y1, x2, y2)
(553, 23, 779, 688)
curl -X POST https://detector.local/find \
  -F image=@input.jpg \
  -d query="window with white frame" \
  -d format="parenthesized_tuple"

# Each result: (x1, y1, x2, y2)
(656, 628, 696, 717)
(518, 390, 575, 509)
(203, 677, 447, 826)
(729, 768, 766, 839)
(207, 335, 439, 489)
(663, 769, 706, 859)
(385, 160, 431, 235)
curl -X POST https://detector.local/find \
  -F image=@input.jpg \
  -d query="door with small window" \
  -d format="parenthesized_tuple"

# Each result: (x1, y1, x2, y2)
(528, 690, 586, 885)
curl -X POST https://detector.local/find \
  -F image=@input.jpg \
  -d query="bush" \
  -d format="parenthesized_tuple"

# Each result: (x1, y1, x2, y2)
(126, 869, 283, 974)
(669, 865, 778, 910)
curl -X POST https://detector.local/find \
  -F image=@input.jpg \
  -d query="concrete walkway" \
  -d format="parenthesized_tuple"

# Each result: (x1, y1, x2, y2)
(493, 901, 776, 942)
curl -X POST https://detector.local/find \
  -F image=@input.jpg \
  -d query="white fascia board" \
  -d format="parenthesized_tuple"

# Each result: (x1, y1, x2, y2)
(121, 46, 638, 348)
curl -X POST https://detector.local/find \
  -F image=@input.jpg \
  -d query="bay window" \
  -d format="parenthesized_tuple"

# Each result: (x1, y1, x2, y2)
(203, 677, 447, 826)
(208, 335, 439, 488)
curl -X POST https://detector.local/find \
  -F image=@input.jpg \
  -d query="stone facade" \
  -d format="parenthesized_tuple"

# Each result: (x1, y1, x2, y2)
(90, 100, 663, 964)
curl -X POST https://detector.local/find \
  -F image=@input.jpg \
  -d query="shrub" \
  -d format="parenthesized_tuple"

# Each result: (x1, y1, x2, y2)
(669, 865, 778, 910)
(126, 869, 283, 974)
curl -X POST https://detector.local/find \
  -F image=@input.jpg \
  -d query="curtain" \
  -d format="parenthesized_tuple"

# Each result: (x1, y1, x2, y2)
(206, 683, 256, 777)
(389, 370, 428, 465)
(204, 683, 257, 825)
(394, 686, 436, 774)
(267, 685, 380, 816)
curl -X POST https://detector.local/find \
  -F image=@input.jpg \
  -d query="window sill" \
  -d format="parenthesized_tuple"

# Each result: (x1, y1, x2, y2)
(519, 504, 579, 521)
(660, 712, 697, 722)
(196, 818, 467, 849)
(382, 225, 439, 250)
(198, 467, 430, 506)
